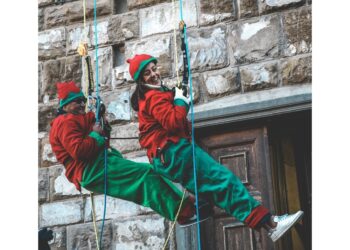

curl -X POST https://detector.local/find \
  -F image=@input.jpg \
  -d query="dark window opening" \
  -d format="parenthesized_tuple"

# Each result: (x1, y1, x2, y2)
(113, 45, 126, 68)
(114, 0, 128, 14)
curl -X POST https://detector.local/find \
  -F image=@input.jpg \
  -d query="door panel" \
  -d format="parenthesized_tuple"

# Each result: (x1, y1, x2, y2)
(197, 127, 274, 250)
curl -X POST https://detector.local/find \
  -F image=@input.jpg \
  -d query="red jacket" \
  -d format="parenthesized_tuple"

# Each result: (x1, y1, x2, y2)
(138, 88, 191, 162)
(49, 112, 106, 190)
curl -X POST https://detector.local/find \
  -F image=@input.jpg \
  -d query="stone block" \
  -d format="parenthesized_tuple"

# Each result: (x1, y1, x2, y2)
(84, 195, 143, 222)
(39, 132, 47, 165)
(49, 165, 88, 201)
(44, 5, 67, 29)
(109, 123, 141, 153)
(38, 0, 54, 7)
(125, 35, 172, 79)
(282, 7, 312, 56)
(177, 25, 228, 73)
(62, 55, 83, 84)
(39, 102, 57, 133)
(66, 24, 91, 54)
(104, 89, 132, 121)
(39, 168, 49, 203)
(125, 154, 150, 163)
(44, 0, 112, 29)
(39, 8, 45, 32)
(39, 62, 44, 103)
(40, 135, 58, 167)
(140, 0, 197, 37)
(162, 76, 201, 103)
(42, 59, 65, 100)
(113, 215, 166, 250)
(47, 226, 66, 250)
(228, 15, 280, 65)
(38, 28, 66, 60)
(239, 0, 259, 18)
(128, 0, 170, 11)
(40, 199, 83, 227)
(67, 221, 112, 250)
(123, 150, 148, 161)
(281, 55, 311, 85)
(87, 46, 113, 89)
(199, 0, 236, 26)
(112, 64, 131, 87)
(91, 20, 110, 47)
(108, 11, 139, 45)
(240, 61, 279, 92)
(203, 67, 240, 96)
(259, 0, 305, 14)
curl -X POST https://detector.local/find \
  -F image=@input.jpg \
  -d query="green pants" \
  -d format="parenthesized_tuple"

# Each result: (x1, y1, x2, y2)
(153, 138, 260, 222)
(80, 147, 190, 221)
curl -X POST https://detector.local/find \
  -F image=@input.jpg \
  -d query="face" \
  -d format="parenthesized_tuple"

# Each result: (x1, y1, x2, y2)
(62, 98, 86, 115)
(142, 62, 161, 86)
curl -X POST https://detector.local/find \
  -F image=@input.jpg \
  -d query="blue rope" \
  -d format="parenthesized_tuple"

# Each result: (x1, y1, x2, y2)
(179, 1, 202, 250)
(93, 0, 107, 248)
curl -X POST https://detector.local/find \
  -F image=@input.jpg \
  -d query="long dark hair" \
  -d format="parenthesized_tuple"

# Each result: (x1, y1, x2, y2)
(131, 79, 149, 111)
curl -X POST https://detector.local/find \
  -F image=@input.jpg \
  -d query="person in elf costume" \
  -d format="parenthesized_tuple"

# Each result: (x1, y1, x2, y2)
(128, 54, 304, 242)
(49, 81, 210, 226)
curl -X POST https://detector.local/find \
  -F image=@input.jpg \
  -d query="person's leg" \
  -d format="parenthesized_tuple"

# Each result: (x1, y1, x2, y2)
(80, 147, 194, 222)
(153, 139, 269, 225)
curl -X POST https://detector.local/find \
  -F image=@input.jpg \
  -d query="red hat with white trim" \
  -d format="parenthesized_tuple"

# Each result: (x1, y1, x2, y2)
(127, 54, 157, 82)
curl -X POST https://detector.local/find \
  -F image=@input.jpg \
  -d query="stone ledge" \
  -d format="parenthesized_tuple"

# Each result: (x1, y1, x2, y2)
(191, 84, 311, 128)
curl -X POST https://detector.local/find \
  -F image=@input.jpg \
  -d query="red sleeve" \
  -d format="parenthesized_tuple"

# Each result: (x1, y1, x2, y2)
(87, 111, 111, 147)
(147, 92, 189, 133)
(87, 111, 96, 125)
(58, 117, 101, 161)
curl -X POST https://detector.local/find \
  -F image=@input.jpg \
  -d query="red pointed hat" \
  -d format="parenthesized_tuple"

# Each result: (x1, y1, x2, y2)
(127, 54, 157, 82)
(56, 81, 86, 108)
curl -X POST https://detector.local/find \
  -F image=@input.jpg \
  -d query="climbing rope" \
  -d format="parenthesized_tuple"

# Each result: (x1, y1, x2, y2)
(92, 0, 108, 248)
(160, 2, 190, 249)
(161, 189, 187, 250)
(90, 192, 101, 250)
(78, 0, 107, 248)
(172, 0, 180, 86)
(179, 1, 202, 250)
(77, 1, 102, 249)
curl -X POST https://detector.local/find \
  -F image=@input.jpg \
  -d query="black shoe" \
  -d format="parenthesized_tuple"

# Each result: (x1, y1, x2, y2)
(178, 201, 214, 227)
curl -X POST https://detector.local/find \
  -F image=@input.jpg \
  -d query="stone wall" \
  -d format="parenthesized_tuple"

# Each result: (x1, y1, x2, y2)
(38, 0, 311, 249)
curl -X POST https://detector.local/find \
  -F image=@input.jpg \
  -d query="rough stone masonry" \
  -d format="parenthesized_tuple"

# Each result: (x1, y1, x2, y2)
(38, 0, 311, 249)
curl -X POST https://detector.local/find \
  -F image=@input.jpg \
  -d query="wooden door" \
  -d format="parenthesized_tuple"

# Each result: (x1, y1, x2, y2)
(196, 126, 275, 250)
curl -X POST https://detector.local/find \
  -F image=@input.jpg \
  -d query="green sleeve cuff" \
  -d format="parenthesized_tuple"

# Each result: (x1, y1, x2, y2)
(174, 99, 189, 112)
(89, 131, 105, 147)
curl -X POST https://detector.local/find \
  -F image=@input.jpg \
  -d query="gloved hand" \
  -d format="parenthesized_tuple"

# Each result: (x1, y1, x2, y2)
(174, 86, 190, 105)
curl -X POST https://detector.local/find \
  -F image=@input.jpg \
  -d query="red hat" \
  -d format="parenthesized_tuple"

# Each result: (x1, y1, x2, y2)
(127, 54, 157, 82)
(56, 81, 86, 108)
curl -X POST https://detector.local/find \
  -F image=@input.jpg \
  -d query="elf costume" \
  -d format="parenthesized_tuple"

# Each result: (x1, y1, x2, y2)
(49, 81, 196, 223)
(128, 54, 272, 229)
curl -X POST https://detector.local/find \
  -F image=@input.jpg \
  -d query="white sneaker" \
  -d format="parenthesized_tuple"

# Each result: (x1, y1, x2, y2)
(268, 211, 304, 242)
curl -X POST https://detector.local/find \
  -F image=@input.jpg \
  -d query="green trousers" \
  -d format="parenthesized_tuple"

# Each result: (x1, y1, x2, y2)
(153, 138, 260, 222)
(80, 147, 190, 221)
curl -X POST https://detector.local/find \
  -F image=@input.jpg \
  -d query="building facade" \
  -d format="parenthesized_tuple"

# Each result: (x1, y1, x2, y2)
(38, 0, 312, 249)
